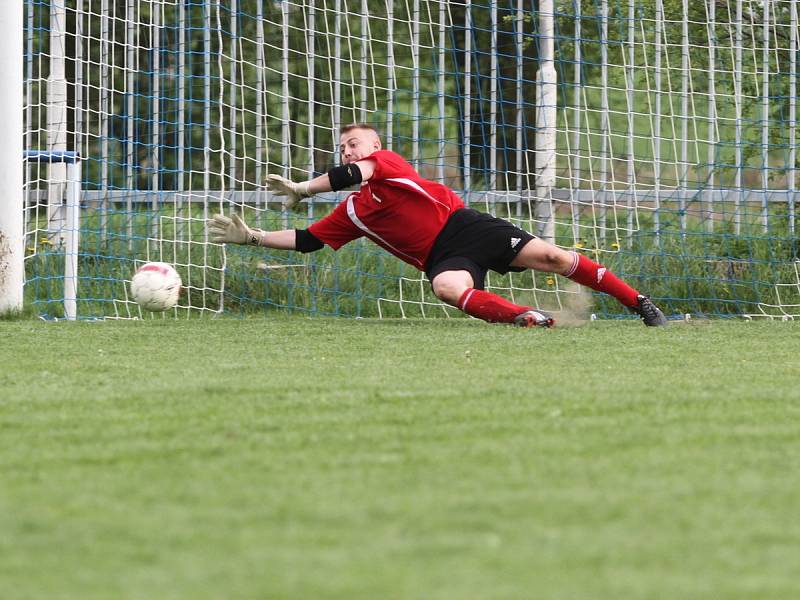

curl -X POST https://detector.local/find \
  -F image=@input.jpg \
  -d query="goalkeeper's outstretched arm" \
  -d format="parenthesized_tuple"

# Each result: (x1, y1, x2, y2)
(208, 160, 375, 249)
(207, 214, 323, 252)
(266, 160, 374, 210)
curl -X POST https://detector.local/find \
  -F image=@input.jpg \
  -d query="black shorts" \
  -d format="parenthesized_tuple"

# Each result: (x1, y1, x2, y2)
(425, 208, 534, 290)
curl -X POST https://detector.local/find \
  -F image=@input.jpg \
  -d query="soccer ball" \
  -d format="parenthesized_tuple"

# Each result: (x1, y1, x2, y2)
(130, 262, 182, 312)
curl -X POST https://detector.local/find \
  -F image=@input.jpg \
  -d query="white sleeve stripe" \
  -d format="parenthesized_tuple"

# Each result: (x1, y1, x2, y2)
(346, 197, 423, 268)
(384, 177, 452, 210)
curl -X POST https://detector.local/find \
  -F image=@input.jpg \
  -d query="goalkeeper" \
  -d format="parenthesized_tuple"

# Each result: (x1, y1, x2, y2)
(208, 124, 667, 327)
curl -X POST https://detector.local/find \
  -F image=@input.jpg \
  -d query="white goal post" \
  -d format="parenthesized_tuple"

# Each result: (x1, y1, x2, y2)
(0, 1, 23, 315)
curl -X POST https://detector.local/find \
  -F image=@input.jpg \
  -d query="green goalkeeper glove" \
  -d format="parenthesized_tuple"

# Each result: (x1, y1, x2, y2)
(266, 174, 311, 211)
(208, 213, 264, 246)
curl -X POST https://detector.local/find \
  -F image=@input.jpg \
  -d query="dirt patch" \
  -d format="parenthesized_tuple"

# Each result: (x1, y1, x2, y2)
(555, 282, 593, 328)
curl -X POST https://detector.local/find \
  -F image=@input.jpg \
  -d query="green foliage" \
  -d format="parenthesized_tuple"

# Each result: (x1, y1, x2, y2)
(28, 0, 797, 187)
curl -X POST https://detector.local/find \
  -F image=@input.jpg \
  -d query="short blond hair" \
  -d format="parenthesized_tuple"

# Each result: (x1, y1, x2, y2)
(339, 123, 379, 136)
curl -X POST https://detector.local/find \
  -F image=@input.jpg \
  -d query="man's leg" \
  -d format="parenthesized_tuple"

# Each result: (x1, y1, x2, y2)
(431, 270, 553, 327)
(510, 238, 667, 325)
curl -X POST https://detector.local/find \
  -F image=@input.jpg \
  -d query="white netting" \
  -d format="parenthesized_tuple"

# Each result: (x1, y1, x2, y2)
(20, 0, 800, 320)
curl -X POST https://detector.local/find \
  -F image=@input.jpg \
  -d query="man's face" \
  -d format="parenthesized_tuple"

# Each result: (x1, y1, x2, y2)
(339, 128, 381, 164)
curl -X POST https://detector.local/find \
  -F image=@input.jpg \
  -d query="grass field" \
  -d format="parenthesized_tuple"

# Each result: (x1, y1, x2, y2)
(2, 317, 799, 599)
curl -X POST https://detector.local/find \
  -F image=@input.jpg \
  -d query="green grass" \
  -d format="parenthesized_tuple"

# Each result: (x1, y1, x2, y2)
(2, 318, 800, 599)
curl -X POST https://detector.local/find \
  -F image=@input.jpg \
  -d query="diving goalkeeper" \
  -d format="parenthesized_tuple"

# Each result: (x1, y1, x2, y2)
(208, 124, 667, 327)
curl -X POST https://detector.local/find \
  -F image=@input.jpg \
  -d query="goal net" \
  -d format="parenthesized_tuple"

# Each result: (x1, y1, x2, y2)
(21, 0, 800, 320)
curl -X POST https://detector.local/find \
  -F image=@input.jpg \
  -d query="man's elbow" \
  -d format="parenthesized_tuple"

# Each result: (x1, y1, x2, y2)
(294, 229, 324, 253)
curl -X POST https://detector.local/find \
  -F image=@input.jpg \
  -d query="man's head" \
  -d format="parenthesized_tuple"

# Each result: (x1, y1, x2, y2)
(339, 124, 381, 164)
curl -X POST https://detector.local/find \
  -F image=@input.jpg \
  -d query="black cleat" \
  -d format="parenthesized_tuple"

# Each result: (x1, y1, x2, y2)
(514, 309, 555, 328)
(631, 295, 668, 326)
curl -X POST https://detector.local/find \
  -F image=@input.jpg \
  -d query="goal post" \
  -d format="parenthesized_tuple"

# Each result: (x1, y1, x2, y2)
(25, 151, 82, 320)
(0, 1, 23, 315)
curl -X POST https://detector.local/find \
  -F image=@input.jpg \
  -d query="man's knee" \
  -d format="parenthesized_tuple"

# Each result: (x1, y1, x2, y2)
(515, 240, 573, 272)
(432, 279, 463, 305)
(542, 247, 572, 270)
(431, 271, 473, 306)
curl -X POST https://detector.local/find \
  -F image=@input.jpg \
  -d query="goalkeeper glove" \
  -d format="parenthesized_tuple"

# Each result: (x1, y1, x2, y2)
(208, 213, 264, 246)
(266, 174, 311, 211)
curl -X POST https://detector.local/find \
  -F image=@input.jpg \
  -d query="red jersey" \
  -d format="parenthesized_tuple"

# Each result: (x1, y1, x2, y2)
(307, 150, 465, 270)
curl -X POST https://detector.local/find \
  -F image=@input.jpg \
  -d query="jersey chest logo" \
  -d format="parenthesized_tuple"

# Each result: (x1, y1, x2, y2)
(364, 183, 382, 203)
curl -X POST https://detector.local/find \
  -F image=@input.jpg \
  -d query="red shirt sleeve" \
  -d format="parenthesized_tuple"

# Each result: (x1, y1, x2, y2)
(363, 150, 416, 181)
(307, 196, 363, 250)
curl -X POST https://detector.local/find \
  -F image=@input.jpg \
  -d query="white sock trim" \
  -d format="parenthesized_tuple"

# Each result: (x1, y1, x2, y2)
(459, 288, 476, 311)
(562, 251, 580, 278)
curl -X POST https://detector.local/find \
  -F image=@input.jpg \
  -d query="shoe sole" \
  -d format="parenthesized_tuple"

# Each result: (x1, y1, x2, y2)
(517, 315, 555, 328)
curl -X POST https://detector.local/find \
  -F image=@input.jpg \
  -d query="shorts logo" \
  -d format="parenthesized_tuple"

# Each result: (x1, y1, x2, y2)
(510, 237, 521, 248)
(597, 267, 606, 283)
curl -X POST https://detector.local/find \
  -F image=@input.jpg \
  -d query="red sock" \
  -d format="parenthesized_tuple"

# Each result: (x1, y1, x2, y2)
(457, 289, 528, 323)
(562, 251, 640, 308)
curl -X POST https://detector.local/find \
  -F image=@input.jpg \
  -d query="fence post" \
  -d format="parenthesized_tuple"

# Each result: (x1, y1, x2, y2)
(48, 1, 69, 246)
(535, 0, 557, 243)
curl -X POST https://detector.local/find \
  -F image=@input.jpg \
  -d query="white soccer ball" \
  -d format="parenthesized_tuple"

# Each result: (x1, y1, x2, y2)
(130, 262, 182, 312)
